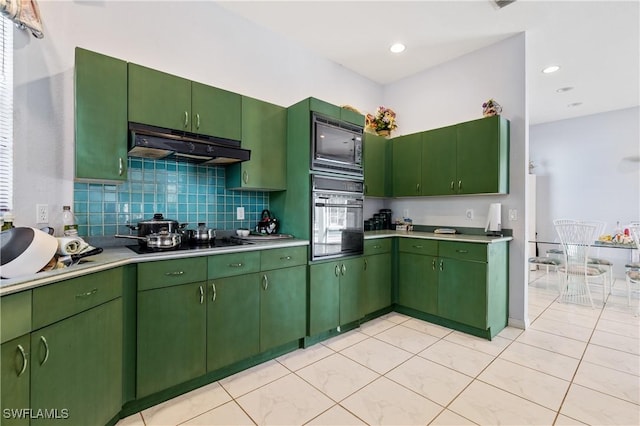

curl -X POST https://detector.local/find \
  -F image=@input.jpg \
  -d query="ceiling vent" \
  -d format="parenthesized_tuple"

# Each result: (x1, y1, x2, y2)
(494, 0, 516, 8)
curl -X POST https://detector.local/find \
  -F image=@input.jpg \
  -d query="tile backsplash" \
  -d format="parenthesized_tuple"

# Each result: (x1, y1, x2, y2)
(74, 158, 269, 237)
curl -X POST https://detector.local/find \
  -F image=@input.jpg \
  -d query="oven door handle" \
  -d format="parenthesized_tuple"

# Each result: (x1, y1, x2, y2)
(314, 203, 363, 208)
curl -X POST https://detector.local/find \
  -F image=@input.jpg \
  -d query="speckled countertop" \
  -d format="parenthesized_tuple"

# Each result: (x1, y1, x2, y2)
(365, 230, 513, 244)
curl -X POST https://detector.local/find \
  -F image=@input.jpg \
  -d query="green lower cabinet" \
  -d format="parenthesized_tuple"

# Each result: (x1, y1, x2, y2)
(30, 298, 122, 425)
(397, 253, 438, 315)
(339, 258, 363, 326)
(438, 258, 487, 329)
(361, 253, 391, 317)
(1, 335, 30, 426)
(207, 275, 260, 372)
(137, 282, 206, 398)
(260, 266, 306, 351)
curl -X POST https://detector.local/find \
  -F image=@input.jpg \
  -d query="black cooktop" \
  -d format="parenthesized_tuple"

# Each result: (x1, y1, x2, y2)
(126, 237, 251, 254)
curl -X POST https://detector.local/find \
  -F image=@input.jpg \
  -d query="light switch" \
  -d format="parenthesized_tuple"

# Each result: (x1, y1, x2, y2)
(509, 209, 518, 221)
(236, 207, 245, 220)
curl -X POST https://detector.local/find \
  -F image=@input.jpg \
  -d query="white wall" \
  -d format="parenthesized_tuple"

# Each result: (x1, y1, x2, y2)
(12, 1, 382, 228)
(530, 106, 640, 277)
(382, 34, 530, 327)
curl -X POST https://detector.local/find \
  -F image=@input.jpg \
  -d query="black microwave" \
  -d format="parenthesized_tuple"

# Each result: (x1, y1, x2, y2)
(311, 113, 363, 176)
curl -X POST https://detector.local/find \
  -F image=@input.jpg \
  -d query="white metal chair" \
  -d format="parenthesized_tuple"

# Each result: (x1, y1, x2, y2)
(554, 219, 607, 308)
(582, 220, 614, 296)
(624, 223, 640, 311)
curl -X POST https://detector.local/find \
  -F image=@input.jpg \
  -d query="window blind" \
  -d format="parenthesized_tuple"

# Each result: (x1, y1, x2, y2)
(0, 16, 13, 213)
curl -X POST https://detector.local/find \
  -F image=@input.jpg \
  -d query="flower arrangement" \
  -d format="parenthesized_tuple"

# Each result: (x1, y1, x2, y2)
(482, 99, 502, 117)
(366, 106, 398, 135)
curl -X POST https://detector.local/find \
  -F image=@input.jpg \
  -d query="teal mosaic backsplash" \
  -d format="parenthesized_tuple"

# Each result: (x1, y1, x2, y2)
(73, 158, 269, 237)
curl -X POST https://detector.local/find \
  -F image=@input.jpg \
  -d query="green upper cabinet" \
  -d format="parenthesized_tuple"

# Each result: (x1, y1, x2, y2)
(75, 48, 128, 181)
(191, 82, 242, 140)
(421, 124, 457, 195)
(226, 96, 287, 191)
(456, 115, 509, 195)
(128, 63, 242, 139)
(128, 63, 192, 131)
(392, 132, 422, 196)
(309, 97, 364, 126)
(363, 133, 390, 197)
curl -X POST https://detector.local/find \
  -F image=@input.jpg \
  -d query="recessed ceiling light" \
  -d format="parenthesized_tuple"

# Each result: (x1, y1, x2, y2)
(568, 102, 583, 108)
(390, 43, 406, 53)
(542, 65, 560, 74)
(556, 86, 574, 93)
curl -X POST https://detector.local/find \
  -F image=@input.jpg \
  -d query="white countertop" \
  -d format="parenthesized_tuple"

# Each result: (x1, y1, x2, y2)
(365, 230, 513, 244)
(0, 239, 309, 296)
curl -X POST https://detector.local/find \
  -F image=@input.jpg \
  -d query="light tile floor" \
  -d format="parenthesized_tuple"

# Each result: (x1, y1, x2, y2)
(118, 271, 639, 425)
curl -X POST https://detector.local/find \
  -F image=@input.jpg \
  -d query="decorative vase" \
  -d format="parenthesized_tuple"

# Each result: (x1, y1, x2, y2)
(376, 129, 390, 137)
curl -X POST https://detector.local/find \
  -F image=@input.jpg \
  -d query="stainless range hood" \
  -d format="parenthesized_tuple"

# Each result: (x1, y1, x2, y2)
(128, 122, 250, 165)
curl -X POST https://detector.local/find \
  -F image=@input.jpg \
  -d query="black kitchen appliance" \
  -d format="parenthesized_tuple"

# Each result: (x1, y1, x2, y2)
(311, 113, 363, 176)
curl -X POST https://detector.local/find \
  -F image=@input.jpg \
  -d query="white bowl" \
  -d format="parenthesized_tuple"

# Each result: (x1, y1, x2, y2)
(236, 229, 250, 237)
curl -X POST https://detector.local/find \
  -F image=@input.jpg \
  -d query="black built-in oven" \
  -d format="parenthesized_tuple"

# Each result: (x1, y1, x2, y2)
(311, 113, 363, 176)
(311, 175, 364, 260)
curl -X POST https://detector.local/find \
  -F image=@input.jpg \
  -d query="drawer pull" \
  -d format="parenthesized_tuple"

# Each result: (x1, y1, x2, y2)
(262, 275, 269, 290)
(280, 256, 292, 260)
(412, 245, 423, 249)
(76, 288, 97, 299)
(165, 271, 185, 276)
(16, 345, 28, 377)
(211, 283, 217, 302)
(456, 249, 469, 254)
(373, 245, 381, 249)
(199, 285, 204, 304)
(229, 263, 243, 268)
(39, 336, 49, 366)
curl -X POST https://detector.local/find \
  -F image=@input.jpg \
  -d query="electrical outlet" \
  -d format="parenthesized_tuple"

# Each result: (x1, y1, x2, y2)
(36, 204, 49, 223)
(509, 209, 518, 221)
(465, 209, 474, 220)
(236, 206, 245, 220)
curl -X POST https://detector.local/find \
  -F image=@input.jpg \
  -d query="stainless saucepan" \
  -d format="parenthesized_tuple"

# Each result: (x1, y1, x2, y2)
(115, 230, 182, 249)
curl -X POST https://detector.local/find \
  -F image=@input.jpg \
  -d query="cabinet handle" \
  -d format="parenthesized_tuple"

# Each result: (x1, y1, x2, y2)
(165, 271, 184, 276)
(334, 264, 340, 277)
(364, 258, 368, 271)
(199, 285, 204, 304)
(39, 336, 49, 366)
(119, 157, 124, 176)
(341, 264, 347, 275)
(16, 345, 28, 377)
(262, 274, 269, 290)
(211, 283, 217, 302)
(243, 170, 249, 184)
(373, 244, 381, 249)
(412, 245, 423, 249)
(450, 181, 454, 190)
(229, 263, 243, 268)
(456, 249, 469, 254)
(196, 113, 201, 130)
(184, 111, 189, 128)
(458, 180, 462, 190)
(75, 288, 97, 299)
(416, 183, 420, 193)
(280, 256, 292, 261)
(432, 259, 436, 270)
(439, 260, 444, 271)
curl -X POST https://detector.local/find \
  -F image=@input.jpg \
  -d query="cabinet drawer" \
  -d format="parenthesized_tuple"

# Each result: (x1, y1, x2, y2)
(138, 257, 207, 290)
(439, 241, 487, 262)
(1, 291, 31, 343)
(364, 238, 392, 255)
(398, 238, 438, 256)
(33, 268, 122, 329)
(208, 251, 260, 279)
(261, 246, 307, 271)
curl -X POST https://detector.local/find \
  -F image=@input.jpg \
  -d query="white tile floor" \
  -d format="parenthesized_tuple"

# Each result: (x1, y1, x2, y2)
(118, 271, 640, 425)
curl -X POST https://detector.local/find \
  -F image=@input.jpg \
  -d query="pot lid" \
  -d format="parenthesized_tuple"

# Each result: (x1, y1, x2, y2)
(138, 213, 178, 224)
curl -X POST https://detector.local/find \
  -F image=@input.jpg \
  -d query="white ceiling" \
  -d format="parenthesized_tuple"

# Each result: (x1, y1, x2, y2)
(217, 0, 639, 125)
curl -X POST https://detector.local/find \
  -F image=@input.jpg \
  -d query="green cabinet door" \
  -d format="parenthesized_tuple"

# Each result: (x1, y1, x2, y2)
(456, 116, 509, 194)
(398, 253, 438, 315)
(308, 262, 340, 335)
(75, 48, 128, 181)
(226, 96, 287, 190)
(392, 133, 423, 196)
(363, 133, 389, 197)
(1, 335, 30, 426)
(260, 266, 306, 351)
(191, 82, 241, 140)
(128, 63, 192, 131)
(137, 282, 206, 397)
(339, 258, 363, 326)
(438, 258, 487, 329)
(422, 125, 457, 195)
(207, 275, 260, 372)
(30, 298, 122, 426)
(361, 253, 391, 317)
